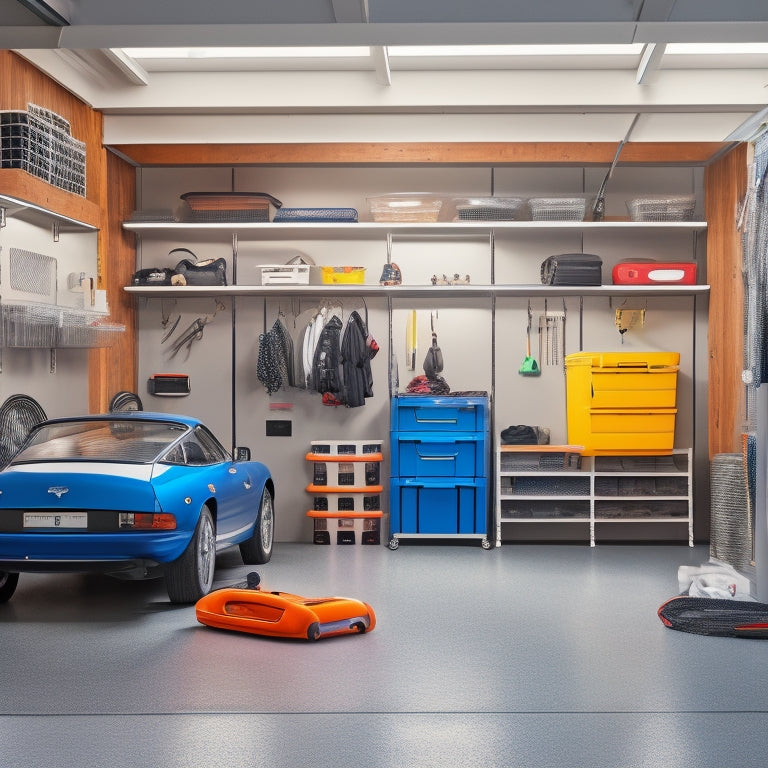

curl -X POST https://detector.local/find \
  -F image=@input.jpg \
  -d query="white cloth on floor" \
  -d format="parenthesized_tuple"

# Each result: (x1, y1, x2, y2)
(678, 558, 754, 600)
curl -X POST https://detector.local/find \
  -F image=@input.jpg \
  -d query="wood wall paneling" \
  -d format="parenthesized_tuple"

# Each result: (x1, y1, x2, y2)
(88, 150, 137, 413)
(0, 50, 137, 412)
(705, 142, 748, 458)
(0, 51, 103, 227)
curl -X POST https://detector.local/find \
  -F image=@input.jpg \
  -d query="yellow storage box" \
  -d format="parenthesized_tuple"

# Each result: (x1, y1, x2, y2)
(320, 266, 366, 284)
(584, 408, 677, 454)
(565, 351, 680, 455)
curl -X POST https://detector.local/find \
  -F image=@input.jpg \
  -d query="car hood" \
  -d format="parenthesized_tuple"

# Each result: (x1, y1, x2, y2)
(0, 462, 158, 511)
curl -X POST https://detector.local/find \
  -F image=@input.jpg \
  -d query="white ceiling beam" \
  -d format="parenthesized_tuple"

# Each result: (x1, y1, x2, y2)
(19, 45, 768, 116)
(102, 111, 753, 145)
(724, 105, 768, 141)
(636, 42, 666, 84)
(370, 46, 391, 86)
(72, 67, 768, 113)
(103, 49, 150, 86)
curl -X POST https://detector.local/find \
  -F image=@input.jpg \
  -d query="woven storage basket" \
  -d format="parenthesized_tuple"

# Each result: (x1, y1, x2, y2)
(627, 195, 695, 222)
(454, 197, 527, 221)
(529, 197, 587, 221)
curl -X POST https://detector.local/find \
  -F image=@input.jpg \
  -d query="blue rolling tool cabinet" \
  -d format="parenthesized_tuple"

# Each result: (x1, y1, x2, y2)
(388, 394, 491, 549)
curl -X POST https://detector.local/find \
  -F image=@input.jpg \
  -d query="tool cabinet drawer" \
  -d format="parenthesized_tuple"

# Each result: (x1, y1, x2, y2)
(390, 478, 487, 536)
(392, 434, 486, 477)
(390, 395, 488, 434)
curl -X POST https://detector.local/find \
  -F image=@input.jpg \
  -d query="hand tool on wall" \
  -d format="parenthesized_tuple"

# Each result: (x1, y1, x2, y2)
(592, 113, 639, 221)
(167, 316, 209, 359)
(406, 309, 417, 370)
(519, 301, 541, 376)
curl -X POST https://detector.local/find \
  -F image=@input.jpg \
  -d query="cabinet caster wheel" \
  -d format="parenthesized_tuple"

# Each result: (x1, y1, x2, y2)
(388, 538, 399, 550)
(481, 538, 492, 550)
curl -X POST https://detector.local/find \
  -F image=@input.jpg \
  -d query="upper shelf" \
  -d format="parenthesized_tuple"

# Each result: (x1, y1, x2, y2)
(125, 283, 710, 299)
(0, 172, 100, 231)
(122, 220, 708, 240)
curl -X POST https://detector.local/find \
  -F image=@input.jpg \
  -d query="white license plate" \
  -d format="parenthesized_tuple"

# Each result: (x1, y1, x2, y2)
(23, 512, 88, 529)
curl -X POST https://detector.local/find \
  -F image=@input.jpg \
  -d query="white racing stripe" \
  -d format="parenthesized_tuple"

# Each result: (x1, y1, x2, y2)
(9, 463, 154, 481)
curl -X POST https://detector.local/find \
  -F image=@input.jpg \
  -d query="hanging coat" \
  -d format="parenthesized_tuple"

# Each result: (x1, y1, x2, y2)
(341, 310, 375, 408)
(256, 319, 290, 395)
(311, 314, 343, 397)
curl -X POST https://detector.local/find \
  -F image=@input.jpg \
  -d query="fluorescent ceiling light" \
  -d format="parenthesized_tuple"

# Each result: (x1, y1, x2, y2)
(666, 43, 768, 55)
(388, 44, 644, 57)
(122, 47, 370, 59)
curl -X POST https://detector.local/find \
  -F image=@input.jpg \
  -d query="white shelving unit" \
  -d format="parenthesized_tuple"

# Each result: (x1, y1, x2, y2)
(122, 189, 707, 544)
(122, 219, 709, 299)
(496, 445, 693, 547)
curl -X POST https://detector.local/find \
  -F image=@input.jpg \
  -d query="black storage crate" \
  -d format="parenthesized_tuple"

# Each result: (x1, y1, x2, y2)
(0, 104, 86, 197)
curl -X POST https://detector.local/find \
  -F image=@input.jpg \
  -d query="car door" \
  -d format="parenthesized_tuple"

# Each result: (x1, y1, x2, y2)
(190, 427, 257, 546)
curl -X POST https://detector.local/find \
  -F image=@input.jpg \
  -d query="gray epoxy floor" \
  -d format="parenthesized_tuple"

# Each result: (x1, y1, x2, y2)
(3, 542, 768, 767)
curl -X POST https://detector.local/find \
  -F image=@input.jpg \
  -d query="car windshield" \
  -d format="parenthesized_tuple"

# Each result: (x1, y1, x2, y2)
(10, 419, 189, 464)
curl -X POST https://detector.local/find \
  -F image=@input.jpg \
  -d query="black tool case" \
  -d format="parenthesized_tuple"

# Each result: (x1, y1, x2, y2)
(540, 253, 602, 286)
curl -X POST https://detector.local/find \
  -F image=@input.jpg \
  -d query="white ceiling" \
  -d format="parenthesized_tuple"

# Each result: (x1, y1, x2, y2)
(4, 0, 768, 145)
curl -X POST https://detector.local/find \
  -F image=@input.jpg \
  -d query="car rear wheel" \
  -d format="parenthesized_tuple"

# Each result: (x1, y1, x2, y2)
(239, 488, 274, 565)
(0, 571, 19, 603)
(164, 505, 216, 603)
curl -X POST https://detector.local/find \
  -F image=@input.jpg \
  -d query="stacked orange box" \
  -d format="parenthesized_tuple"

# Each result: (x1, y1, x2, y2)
(305, 440, 384, 545)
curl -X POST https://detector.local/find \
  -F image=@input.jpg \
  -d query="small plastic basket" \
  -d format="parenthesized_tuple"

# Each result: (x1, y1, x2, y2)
(529, 197, 587, 221)
(367, 194, 442, 222)
(454, 197, 527, 221)
(320, 266, 366, 284)
(627, 195, 696, 222)
(273, 207, 358, 223)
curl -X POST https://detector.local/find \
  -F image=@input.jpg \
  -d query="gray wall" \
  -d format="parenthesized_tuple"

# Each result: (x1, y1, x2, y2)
(132, 164, 708, 543)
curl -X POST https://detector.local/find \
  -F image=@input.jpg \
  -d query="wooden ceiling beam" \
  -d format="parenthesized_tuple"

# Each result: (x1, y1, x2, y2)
(110, 141, 730, 168)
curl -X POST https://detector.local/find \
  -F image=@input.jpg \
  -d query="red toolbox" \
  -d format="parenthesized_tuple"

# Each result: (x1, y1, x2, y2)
(612, 260, 697, 285)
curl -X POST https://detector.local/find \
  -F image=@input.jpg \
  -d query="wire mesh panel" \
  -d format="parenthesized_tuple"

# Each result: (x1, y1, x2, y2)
(0, 302, 125, 348)
(710, 453, 752, 570)
(9, 247, 57, 303)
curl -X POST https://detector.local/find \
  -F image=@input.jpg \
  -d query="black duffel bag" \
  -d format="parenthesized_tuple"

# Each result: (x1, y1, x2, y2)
(171, 247, 227, 286)
(131, 267, 177, 286)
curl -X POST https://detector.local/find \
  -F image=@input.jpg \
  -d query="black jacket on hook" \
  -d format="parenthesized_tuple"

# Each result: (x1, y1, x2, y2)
(341, 310, 375, 408)
(311, 314, 344, 397)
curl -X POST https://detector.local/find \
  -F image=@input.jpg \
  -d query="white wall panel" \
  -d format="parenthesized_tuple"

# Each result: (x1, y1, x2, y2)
(0, 217, 100, 419)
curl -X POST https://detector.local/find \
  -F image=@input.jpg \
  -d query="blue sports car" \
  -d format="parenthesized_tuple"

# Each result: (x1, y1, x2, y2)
(0, 412, 274, 603)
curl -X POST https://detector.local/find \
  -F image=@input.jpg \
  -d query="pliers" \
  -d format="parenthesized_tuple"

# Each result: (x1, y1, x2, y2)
(166, 316, 209, 359)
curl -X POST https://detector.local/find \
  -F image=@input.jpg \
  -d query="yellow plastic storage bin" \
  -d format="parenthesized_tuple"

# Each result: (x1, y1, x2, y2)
(584, 408, 677, 454)
(565, 351, 680, 455)
(320, 266, 366, 284)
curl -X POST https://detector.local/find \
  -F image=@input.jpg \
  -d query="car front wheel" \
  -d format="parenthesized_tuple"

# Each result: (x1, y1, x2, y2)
(0, 571, 19, 603)
(164, 505, 216, 603)
(239, 488, 274, 565)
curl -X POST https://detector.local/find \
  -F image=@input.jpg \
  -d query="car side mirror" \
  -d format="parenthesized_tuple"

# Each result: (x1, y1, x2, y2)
(235, 447, 250, 462)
